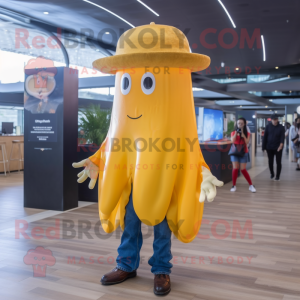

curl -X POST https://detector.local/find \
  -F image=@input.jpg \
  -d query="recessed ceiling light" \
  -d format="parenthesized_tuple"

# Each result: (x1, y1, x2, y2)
(105, 32, 110, 34)
(44, 12, 49, 14)
(275, 66, 279, 69)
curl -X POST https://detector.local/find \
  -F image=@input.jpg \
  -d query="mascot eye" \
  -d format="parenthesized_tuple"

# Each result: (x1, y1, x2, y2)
(141, 72, 155, 95)
(121, 73, 131, 95)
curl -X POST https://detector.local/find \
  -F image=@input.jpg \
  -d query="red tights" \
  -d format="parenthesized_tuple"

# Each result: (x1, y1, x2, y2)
(232, 168, 252, 185)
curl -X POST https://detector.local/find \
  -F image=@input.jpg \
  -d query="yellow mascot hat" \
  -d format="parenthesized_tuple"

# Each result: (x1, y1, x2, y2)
(93, 22, 210, 74)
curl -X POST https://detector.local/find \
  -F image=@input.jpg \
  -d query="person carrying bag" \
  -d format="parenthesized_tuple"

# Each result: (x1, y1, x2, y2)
(229, 117, 256, 193)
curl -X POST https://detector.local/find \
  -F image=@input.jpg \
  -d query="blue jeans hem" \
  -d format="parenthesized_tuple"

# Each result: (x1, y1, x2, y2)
(116, 264, 134, 273)
(153, 271, 171, 275)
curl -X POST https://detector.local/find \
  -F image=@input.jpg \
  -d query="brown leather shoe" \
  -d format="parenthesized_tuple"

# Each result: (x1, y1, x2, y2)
(154, 274, 171, 296)
(100, 267, 136, 285)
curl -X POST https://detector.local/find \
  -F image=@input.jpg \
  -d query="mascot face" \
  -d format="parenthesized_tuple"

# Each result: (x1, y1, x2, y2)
(99, 67, 206, 243)
(25, 71, 56, 101)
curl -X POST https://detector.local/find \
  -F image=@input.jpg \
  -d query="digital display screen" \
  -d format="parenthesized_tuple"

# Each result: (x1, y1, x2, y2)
(203, 108, 223, 141)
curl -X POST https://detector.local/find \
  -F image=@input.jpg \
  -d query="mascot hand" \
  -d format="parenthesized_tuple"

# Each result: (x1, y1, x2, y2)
(200, 167, 224, 203)
(72, 159, 99, 189)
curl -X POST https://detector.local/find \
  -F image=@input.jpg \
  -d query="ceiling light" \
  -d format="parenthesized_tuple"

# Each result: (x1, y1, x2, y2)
(265, 106, 268, 108)
(44, 12, 49, 14)
(261, 35, 266, 61)
(275, 111, 277, 113)
(105, 32, 110, 34)
(275, 66, 279, 69)
(235, 67, 239, 70)
(83, 0, 135, 28)
(221, 62, 225, 67)
(240, 105, 242, 107)
(137, 0, 159, 16)
(218, 0, 236, 28)
(269, 99, 273, 102)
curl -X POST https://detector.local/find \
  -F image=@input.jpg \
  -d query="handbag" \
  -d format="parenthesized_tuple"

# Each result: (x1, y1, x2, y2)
(291, 134, 299, 142)
(292, 134, 300, 147)
(228, 143, 245, 157)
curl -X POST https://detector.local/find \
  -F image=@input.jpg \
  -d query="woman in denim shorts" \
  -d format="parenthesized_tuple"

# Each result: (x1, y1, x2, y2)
(230, 118, 256, 193)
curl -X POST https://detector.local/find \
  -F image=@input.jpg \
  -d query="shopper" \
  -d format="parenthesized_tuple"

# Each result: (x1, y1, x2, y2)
(292, 123, 300, 170)
(230, 117, 256, 193)
(285, 123, 291, 154)
(262, 114, 285, 181)
(290, 118, 300, 162)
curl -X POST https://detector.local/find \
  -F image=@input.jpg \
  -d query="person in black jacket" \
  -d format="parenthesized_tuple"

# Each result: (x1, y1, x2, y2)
(262, 114, 285, 181)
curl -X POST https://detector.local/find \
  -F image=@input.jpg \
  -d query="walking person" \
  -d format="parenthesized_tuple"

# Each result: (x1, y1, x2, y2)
(230, 117, 256, 193)
(285, 122, 291, 154)
(291, 122, 300, 170)
(262, 114, 285, 181)
(290, 118, 300, 162)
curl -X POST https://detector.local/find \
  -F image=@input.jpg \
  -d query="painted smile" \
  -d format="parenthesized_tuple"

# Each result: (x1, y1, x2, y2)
(127, 115, 142, 120)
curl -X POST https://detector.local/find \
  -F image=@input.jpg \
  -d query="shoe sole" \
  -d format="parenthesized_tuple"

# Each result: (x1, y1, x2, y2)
(101, 272, 136, 285)
(154, 287, 171, 296)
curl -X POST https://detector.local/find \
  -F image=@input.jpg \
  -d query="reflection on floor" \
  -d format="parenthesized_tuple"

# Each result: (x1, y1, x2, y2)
(0, 150, 299, 300)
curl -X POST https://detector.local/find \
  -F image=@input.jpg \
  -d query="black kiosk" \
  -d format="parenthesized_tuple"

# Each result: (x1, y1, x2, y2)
(24, 66, 78, 211)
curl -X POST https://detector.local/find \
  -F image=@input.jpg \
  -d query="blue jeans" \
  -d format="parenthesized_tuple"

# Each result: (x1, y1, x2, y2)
(116, 191, 173, 275)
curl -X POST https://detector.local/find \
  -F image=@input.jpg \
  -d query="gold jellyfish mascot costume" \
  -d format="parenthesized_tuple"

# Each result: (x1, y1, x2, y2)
(73, 22, 223, 296)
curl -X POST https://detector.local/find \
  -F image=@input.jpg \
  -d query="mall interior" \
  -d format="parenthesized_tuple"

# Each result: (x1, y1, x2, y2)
(0, 0, 300, 299)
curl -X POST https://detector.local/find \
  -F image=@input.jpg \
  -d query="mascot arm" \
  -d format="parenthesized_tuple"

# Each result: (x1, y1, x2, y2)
(89, 136, 107, 166)
(89, 150, 102, 166)
(199, 146, 210, 170)
(199, 147, 224, 203)
(72, 137, 107, 189)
